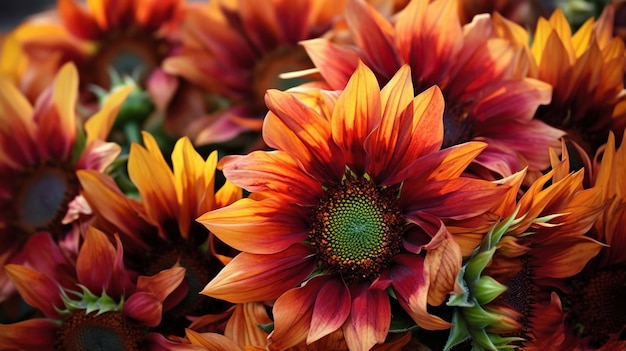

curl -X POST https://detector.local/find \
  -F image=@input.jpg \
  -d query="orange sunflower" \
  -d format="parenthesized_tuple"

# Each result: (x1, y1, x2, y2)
(10, 0, 184, 107)
(457, 0, 547, 29)
(77, 132, 241, 336)
(197, 62, 510, 350)
(446, 157, 606, 350)
(0, 226, 186, 350)
(0, 62, 131, 302)
(302, 0, 564, 179)
(548, 131, 626, 350)
(163, 0, 346, 146)
(495, 5, 626, 168)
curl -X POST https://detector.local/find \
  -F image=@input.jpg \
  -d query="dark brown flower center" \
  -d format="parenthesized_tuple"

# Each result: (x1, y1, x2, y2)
(143, 242, 229, 336)
(501, 255, 536, 341)
(54, 310, 143, 351)
(10, 164, 79, 238)
(309, 175, 404, 282)
(566, 266, 626, 348)
(250, 46, 318, 113)
(89, 31, 168, 90)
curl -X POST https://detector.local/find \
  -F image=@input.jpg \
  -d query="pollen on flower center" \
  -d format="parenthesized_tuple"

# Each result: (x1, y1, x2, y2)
(54, 310, 143, 351)
(566, 266, 626, 347)
(13, 165, 79, 235)
(309, 175, 405, 281)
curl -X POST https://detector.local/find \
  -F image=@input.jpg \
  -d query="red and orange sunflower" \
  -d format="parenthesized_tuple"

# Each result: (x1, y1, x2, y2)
(0, 226, 186, 350)
(0, 63, 131, 301)
(77, 132, 241, 336)
(302, 0, 564, 179)
(495, 5, 626, 169)
(163, 0, 346, 146)
(548, 131, 626, 350)
(446, 157, 606, 350)
(9, 0, 184, 107)
(197, 62, 510, 350)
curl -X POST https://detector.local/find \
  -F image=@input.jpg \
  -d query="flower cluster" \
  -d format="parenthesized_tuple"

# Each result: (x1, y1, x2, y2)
(1, 0, 625, 350)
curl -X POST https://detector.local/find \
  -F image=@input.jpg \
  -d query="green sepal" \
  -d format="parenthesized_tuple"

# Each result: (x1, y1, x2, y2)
(56, 285, 124, 316)
(473, 276, 508, 305)
(443, 310, 471, 351)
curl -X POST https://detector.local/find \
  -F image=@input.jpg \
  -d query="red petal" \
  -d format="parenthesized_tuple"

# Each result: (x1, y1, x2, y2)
(307, 277, 351, 343)
(123, 291, 163, 327)
(342, 281, 390, 351)
(390, 255, 451, 330)
(268, 276, 327, 350)
(301, 38, 360, 89)
(345, 0, 401, 76)
(58, 0, 102, 39)
(200, 244, 317, 303)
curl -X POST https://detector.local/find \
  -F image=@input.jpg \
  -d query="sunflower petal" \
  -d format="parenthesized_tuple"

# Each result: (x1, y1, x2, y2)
(200, 244, 317, 303)
(342, 281, 390, 351)
(197, 198, 309, 254)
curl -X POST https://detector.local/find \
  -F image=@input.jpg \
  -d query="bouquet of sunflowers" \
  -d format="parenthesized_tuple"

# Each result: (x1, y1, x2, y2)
(0, 0, 624, 350)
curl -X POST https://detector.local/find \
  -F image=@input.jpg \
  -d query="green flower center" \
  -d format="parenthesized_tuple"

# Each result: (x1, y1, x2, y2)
(566, 265, 626, 348)
(55, 310, 143, 351)
(309, 175, 404, 281)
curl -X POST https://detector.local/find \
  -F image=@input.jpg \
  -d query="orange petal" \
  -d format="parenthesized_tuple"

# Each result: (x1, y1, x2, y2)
(186, 329, 242, 351)
(136, 267, 186, 303)
(198, 198, 309, 254)
(264, 89, 345, 185)
(269, 276, 326, 350)
(331, 60, 382, 175)
(77, 169, 152, 248)
(4, 265, 63, 318)
(0, 318, 58, 349)
(201, 244, 317, 303)
(342, 281, 390, 351)
(128, 132, 179, 237)
(220, 151, 323, 206)
(225, 302, 273, 348)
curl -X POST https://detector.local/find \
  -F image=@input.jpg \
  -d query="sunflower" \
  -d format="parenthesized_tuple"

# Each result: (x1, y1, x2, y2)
(0, 226, 186, 350)
(494, 5, 626, 169)
(550, 131, 626, 350)
(0, 63, 131, 302)
(197, 62, 510, 350)
(301, 0, 564, 179)
(76, 132, 241, 336)
(446, 157, 606, 350)
(162, 0, 346, 146)
(9, 0, 183, 108)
